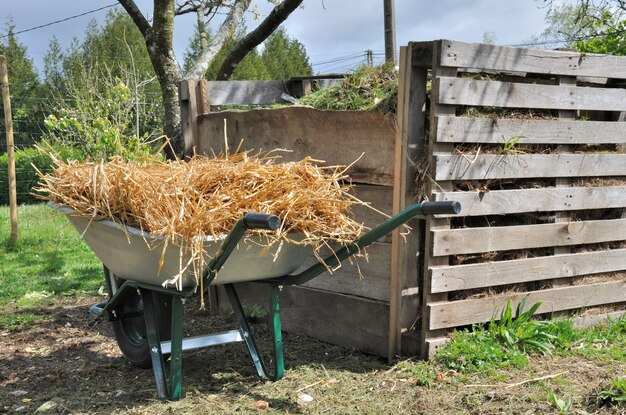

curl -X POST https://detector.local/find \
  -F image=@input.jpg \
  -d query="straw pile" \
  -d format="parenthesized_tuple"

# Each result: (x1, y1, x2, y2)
(36, 151, 367, 289)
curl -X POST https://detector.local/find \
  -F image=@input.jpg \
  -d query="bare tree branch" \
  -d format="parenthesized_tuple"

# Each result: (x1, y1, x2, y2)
(117, 0, 151, 36)
(175, 0, 227, 16)
(184, 0, 251, 80)
(215, 0, 304, 80)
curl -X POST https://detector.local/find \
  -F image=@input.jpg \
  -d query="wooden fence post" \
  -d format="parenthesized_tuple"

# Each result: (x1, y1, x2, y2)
(390, 43, 429, 360)
(179, 79, 199, 159)
(0, 55, 17, 243)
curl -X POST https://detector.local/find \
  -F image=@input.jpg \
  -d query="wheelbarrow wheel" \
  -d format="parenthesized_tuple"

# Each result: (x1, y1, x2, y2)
(104, 270, 172, 369)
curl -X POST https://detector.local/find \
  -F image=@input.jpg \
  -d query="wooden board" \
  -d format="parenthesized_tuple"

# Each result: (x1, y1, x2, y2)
(434, 186, 626, 217)
(434, 153, 626, 181)
(206, 80, 291, 105)
(229, 283, 390, 357)
(429, 280, 626, 330)
(300, 242, 391, 301)
(436, 39, 626, 78)
(436, 77, 626, 112)
(573, 311, 626, 328)
(350, 185, 394, 239)
(205, 79, 343, 105)
(420, 43, 457, 359)
(432, 218, 626, 256)
(430, 248, 626, 293)
(281, 285, 390, 357)
(197, 107, 396, 186)
(435, 116, 626, 144)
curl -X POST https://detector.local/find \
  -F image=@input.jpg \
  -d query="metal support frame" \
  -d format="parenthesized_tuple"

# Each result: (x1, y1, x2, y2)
(100, 281, 285, 400)
(90, 201, 460, 400)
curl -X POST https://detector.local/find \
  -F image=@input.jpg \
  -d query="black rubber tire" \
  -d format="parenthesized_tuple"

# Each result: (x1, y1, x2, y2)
(105, 271, 172, 369)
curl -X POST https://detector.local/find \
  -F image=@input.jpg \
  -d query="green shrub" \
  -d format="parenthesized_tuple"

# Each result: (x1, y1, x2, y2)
(43, 77, 161, 162)
(0, 144, 84, 205)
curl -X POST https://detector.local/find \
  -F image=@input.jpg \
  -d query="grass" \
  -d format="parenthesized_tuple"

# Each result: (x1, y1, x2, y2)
(298, 63, 398, 116)
(0, 203, 102, 329)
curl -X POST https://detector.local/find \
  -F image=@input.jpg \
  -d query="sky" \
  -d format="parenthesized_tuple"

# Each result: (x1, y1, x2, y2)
(2, 0, 552, 75)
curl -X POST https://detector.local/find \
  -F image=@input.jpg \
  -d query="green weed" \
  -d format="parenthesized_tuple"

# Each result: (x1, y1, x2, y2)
(597, 376, 626, 406)
(551, 393, 573, 413)
(500, 133, 526, 155)
(490, 297, 557, 355)
(437, 298, 563, 373)
(394, 360, 438, 387)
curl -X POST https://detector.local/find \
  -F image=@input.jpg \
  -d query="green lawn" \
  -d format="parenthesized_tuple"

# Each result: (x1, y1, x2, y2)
(0, 203, 102, 329)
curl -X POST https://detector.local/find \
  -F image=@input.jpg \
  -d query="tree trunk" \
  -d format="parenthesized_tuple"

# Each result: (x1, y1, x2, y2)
(118, 0, 296, 157)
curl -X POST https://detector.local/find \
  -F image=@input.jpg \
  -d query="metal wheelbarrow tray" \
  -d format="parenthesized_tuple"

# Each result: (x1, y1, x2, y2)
(52, 200, 460, 400)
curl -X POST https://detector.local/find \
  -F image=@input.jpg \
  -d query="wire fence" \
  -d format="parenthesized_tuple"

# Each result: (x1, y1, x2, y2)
(0, 93, 163, 204)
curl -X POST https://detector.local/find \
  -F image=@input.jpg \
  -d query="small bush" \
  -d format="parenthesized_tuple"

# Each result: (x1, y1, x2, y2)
(0, 144, 84, 205)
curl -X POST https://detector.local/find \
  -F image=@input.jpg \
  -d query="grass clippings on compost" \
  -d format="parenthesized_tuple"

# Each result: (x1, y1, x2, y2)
(298, 62, 398, 116)
(35, 151, 368, 291)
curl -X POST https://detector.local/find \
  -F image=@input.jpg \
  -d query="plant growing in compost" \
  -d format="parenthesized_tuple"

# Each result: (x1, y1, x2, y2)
(298, 62, 398, 116)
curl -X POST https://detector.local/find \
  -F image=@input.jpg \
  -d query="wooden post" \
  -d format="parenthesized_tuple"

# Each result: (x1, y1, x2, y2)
(179, 79, 199, 159)
(383, 0, 396, 63)
(553, 75, 577, 288)
(420, 40, 456, 359)
(0, 55, 17, 243)
(389, 44, 429, 360)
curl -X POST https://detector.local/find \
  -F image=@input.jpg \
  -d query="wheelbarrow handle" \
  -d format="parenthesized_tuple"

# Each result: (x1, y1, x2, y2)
(202, 212, 281, 284)
(420, 201, 461, 215)
(243, 212, 281, 231)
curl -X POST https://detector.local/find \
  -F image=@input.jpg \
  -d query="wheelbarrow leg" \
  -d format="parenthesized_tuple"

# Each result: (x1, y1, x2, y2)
(141, 289, 169, 399)
(168, 296, 184, 400)
(142, 290, 184, 401)
(224, 283, 284, 380)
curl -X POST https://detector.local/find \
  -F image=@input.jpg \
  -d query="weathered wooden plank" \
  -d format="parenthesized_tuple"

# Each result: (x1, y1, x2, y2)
(281, 286, 390, 357)
(429, 280, 626, 330)
(437, 39, 626, 79)
(431, 248, 626, 293)
(553, 75, 577, 288)
(350, 185, 394, 237)
(226, 283, 390, 357)
(197, 107, 396, 186)
(421, 42, 456, 359)
(179, 80, 200, 157)
(301, 242, 391, 301)
(436, 77, 626, 112)
(432, 218, 626, 256)
(573, 311, 626, 328)
(434, 153, 626, 181)
(389, 45, 427, 360)
(434, 186, 626, 217)
(206, 80, 291, 105)
(435, 116, 626, 144)
(204, 79, 343, 105)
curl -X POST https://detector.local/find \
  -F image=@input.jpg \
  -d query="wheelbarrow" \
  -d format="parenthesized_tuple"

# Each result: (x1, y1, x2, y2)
(52, 200, 460, 400)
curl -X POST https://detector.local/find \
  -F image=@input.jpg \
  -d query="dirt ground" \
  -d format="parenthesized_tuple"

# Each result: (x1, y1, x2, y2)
(1, 295, 625, 415)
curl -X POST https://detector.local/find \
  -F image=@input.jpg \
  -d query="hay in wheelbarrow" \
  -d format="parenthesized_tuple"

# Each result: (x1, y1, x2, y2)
(36, 150, 370, 301)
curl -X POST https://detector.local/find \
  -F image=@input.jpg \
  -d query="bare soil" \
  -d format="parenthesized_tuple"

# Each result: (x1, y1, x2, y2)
(1, 296, 625, 414)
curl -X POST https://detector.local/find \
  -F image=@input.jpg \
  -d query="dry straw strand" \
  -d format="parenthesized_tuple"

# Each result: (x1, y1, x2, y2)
(36, 151, 369, 289)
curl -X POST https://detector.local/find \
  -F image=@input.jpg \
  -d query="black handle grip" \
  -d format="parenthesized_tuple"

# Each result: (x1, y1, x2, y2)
(243, 212, 281, 230)
(420, 201, 461, 215)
